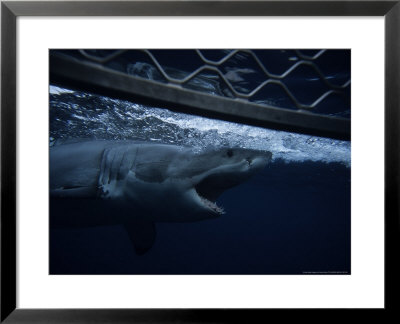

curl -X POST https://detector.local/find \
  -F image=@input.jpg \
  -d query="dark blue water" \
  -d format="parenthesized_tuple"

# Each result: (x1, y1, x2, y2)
(50, 160, 350, 275)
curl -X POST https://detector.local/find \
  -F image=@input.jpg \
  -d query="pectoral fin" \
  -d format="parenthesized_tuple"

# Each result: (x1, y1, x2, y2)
(124, 220, 156, 255)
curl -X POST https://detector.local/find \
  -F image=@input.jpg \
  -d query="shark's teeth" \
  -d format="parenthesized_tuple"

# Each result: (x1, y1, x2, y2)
(199, 196, 225, 214)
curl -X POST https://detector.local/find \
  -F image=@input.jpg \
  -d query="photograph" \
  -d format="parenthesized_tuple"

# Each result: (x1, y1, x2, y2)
(49, 49, 351, 275)
(3, 0, 398, 320)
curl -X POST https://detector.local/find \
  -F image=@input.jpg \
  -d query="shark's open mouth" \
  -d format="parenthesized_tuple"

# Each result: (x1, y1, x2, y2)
(198, 195, 225, 215)
(194, 176, 226, 215)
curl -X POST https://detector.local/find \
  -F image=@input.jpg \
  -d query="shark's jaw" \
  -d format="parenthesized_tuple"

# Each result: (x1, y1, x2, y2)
(191, 155, 270, 216)
(193, 184, 225, 215)
(191, 164, 241, 217)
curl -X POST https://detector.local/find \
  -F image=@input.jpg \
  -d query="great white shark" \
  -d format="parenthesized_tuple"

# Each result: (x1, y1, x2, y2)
(50, 140, 272, 254)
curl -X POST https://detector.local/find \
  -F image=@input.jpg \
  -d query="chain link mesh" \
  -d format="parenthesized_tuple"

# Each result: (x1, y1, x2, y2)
(50, 49, 351, 139)
(75, 49, 350, 115)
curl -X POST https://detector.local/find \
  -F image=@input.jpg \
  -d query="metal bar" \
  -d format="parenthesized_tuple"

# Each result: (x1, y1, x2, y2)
(4, 0, 397, 16)
(0, 2, 17, 322)
(385, 1, 400, 311)
(50, 52, 351, 140)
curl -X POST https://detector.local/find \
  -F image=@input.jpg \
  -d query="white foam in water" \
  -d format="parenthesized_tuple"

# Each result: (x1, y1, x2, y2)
(49, 87, 351, 167)
(153, 108, 351, 166)
(50, 85, 75, 95)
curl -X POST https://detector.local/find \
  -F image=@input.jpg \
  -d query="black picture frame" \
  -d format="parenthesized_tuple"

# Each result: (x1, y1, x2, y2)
(1, 0, 399, 322)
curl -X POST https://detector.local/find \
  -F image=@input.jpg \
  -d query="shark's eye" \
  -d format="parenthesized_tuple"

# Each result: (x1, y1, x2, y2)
(227, 150, 233, 158)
